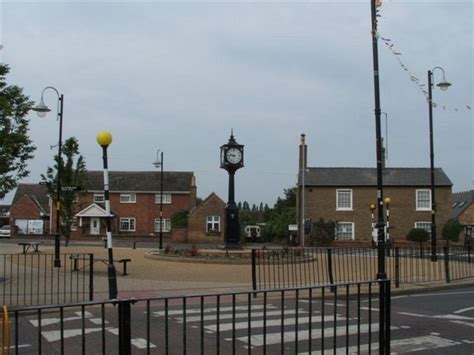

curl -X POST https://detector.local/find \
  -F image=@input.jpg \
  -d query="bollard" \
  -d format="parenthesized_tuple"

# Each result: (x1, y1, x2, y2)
(89, 254, 94, 301)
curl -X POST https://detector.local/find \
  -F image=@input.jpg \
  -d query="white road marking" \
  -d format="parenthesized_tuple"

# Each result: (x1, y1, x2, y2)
(231, 323, 395, 347)
(151, 305, 276, 316)
(391, 290, 474, 300)
(175, 309, 306, 323)
(131, 338, 156, 349)
(41, 327, 112, 342)
(454, 306, 474, 314)
(89, 318, 108, 325)
(205, 315, 350, 332)
(397, 311, 474, 321)
(30, 311, 93, 327)
(304, 335, 461, 354)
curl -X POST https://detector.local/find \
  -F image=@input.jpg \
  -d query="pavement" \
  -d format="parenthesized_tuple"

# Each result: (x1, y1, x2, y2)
(1, 239, 473, 300)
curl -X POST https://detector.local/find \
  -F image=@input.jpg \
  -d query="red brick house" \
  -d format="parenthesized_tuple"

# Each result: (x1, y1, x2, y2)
(10, 184, 51, 235)
(297, 135, 453, 246)
(187, 192, 225, 243)
(10, 171, 197, 240)
(452, 190, 473, 244)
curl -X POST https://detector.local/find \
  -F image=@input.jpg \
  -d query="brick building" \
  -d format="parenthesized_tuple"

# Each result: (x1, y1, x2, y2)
(297, 135, 453, 245)
(187, 192, 225, 243)
(10, 171, 197, 240)
(452, 190, 473, 244)
(10, 184, 51, 235)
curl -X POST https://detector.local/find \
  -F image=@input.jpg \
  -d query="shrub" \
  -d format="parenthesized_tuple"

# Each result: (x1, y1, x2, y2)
(171, 209, 189, 228)
(308, 218, 336, 246)
(406, 228, 430, 257)
(442, 219, 462, 246)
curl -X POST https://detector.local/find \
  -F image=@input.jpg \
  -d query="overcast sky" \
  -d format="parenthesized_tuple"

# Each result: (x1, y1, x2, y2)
(1, 0, 472, 206)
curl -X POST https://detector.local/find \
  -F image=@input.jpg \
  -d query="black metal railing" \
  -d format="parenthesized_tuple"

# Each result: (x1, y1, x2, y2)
(6, 280, 390, 354)
(252, 246, 474, 290)
(0, 253, 94, 307)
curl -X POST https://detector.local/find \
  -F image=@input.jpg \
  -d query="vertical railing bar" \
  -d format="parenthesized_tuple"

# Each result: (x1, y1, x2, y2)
(101, 303, 106, 355)
(216, 295, 220, 355)
(200, 296, 204, 355)
(38, 309, 42, 354)
(357, 283, 361, 354)
(247, 293, 251, 355)
(183, 297, 186, 355)
(368, 283, 372, 354)
(333, 286, 337, 353)
(60, 307, 64, 354)
(321, 286, 325, 353)
(146, 300, 150, 355)
(81, 305, 86, 355)
(308, 287, 312, 353)
(295, 289, 299, 354)
(165, 298, 169, 355)
(23, 255, 26, 305)
(345, 285, 349, 354)
(232, 294, 236, 355)
(280, 290, 284, 355)
(263, 291, 267, 355)
(15, 311, 19, 355)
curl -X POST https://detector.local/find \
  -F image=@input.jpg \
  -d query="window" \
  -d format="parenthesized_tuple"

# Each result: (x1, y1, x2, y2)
(207, 216, 220, 233)
(336, 189, 353, 210)
(120, 193, 136, 203)
(154, 218, 171, 232)
(335, 222, 354, 240)
(415, 222, 431, 234)
(155, 193, 172, 204)
(416, 189, 431, 211)
(93, 193, 105, 203)
(120, 218, 136, 232)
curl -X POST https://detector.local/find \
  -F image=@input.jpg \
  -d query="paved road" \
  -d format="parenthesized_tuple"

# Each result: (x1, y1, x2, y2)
(8, 286, 474, 354)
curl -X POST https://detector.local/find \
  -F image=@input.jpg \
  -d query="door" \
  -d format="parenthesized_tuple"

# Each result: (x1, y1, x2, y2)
(90, 218, 100, 235)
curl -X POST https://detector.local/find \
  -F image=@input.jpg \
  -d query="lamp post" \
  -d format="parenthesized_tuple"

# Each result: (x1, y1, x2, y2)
(370, 203, 376, 247)
(96, 131, 118, 299)
(427, 67, 451, 262)
(32, 87, 64, 268)
(153, 150, 164, 250)
(384, 197, 392, 255)
(369, 0, 388, 352)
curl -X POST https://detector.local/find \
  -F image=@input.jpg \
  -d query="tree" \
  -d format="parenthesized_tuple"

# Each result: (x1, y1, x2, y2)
(406, 228, 430, 258)
(442, 219, 462, 247)
(0, 64, 36, 199)
(41, 137, 87, 245)
(171, 209, 189, 228)
(261, 187, 297, 242)
(308, 218, 336, 246)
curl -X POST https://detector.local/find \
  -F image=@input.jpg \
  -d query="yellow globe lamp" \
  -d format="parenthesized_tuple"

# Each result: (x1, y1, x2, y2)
(97, 131, 113, 147)
(369, 203, 376, 211)
(384, 197, 392, 205)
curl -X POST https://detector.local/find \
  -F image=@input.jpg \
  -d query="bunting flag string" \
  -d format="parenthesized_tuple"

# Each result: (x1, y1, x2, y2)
(380, 35, 471, 111)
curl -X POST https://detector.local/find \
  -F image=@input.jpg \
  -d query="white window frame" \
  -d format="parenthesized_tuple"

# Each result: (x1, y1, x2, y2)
(155, 193, 172, 204)
(416, 189, 431, 211)
(207, 216, 221, 233)
(415, 221, 432, 234)
(154, 218, 171, 233)
(119, 218, 136, 232)
(120, 193, 137, 204)
(335, 222, 355, 240)
(336, 189, 353, 211)
(93, 193, 105, 203)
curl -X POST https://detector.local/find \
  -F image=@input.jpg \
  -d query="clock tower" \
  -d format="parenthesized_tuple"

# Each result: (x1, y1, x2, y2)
(220, 131, 244, 248)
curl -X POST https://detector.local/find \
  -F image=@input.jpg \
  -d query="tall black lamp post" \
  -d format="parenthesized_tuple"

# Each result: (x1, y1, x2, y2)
(32, 87, 64, 268)
(96, 131, 118, 299)
(369, 0, 388, 352)
(427, 67, 451, 262)
(153, 150, 164, 249)
(220, 132, 244, 249)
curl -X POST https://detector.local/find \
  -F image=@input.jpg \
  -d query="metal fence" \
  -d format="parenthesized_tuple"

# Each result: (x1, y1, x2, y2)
(252, 246, 474, 290)
(0, 253, 93, 307)
(4, 280, 391, 354)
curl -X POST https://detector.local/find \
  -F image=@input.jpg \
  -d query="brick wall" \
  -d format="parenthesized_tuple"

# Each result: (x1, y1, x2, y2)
(188, 194, 225, 243)
(458, 203, 474, 226)
(302, 186, 452, 242)
(10, 195, 50, 235)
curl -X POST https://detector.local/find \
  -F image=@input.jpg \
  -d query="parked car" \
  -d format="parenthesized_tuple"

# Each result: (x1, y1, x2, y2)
(0, 225, 11, 238)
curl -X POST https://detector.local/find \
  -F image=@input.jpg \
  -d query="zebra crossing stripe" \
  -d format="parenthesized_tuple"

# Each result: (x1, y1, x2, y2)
(176, 309, 306, 323)
(303, 335, 462, 354)
(151, 305, 276, 316)
(205, 315, 349, 332)
(232, 323, 385, 347)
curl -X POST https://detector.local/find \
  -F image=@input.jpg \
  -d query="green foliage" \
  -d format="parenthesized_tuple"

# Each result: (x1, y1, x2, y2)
(261, 187, 297, 242)
(406, 228, 430, 244)
(442, 219, 462, 245)
(308, 218, 336, 246)
(171, 209, 189, 228)
(0, 64, 36, 198)
(41, 137, 87, 243)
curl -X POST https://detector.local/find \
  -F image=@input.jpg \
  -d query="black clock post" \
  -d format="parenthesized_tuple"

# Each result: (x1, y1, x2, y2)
(220, 132, 244, 249)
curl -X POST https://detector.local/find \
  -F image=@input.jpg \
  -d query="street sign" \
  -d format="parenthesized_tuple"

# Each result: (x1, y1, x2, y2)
(61, 186, 81, 192)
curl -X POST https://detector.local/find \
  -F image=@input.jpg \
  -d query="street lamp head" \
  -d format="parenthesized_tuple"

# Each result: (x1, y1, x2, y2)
(369, 203, 376, 211)
(96, 131, 113, 147)
(436, 79, 451, 91)
(32, 98, 51, 118)
(384, 197, 392, 205)
(153, 149, 162, 168)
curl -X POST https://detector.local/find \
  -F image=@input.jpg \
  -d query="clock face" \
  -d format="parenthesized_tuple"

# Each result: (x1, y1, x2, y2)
(226, 148, 242, 164)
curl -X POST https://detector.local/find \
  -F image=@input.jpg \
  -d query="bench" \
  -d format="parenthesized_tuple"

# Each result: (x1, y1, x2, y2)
(102, 238, 137, 249)
(18, 242, 42, 254)
(70, 254, 131, 276)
